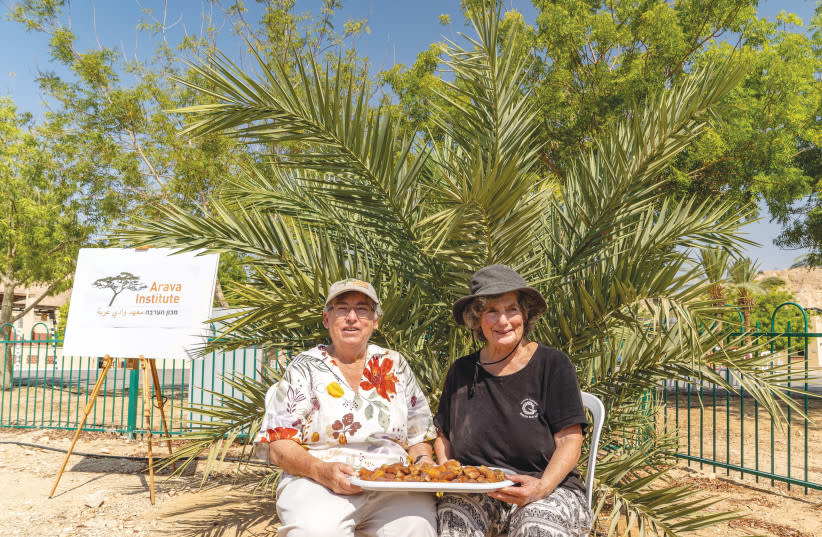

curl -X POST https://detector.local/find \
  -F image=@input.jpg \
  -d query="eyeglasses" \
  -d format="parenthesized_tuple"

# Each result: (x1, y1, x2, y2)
(331, 305, 375, 318)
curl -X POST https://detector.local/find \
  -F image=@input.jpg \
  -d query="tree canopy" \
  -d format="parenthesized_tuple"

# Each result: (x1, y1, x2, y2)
(0, 97, 89, 388)
(5, 1, 820, 304)
(383, 0, 822, 261)
(7, 0, 377, 305)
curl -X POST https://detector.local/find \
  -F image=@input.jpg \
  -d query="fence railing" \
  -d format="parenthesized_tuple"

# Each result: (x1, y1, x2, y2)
(659, 304, 822, 493)
(3, 306, 820, 493)
(0, 325, 279, 437)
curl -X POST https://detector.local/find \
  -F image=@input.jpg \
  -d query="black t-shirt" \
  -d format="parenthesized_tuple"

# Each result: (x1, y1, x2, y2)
(434, 343, 587, 492)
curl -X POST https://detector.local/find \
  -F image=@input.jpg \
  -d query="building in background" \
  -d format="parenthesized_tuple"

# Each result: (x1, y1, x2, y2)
(5, 284, 71, 341)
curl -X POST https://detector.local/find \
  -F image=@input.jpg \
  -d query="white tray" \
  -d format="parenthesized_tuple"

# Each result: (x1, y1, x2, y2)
(348, 477, 514, 493)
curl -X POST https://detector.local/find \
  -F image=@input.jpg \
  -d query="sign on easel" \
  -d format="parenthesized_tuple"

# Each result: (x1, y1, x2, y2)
(51, 247, 220, 504)
(62, 248, 220, 359)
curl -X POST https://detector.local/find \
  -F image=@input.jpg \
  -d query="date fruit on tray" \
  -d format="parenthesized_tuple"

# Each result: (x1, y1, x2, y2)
(357, 459, 506, 483)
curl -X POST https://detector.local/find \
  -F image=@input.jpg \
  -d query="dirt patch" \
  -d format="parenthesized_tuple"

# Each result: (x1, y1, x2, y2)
(663, 466, 822, 537)
(0, 428, 279, 537)
(728, 518, 814, 537)
(1, 428, 820, 537)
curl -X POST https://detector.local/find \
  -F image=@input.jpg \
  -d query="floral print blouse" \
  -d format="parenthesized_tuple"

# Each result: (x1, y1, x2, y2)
(254, 343, 436, 473)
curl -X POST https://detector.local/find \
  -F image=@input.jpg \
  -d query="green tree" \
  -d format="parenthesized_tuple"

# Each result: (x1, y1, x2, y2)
(0, 97, 88, 389)
(121, 3, 802, 534)
(383, 1, 822, 263)
(8, 0, 375, 306)
(739, 277, 808, 353)
(9, 1, 240, 307)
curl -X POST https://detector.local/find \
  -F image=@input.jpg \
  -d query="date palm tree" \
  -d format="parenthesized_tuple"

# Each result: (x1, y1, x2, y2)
(120, 2, 803, 534)
(698, 246, 732, 337)
(699, 247, 730, 307)
(728, 257, 765, 344)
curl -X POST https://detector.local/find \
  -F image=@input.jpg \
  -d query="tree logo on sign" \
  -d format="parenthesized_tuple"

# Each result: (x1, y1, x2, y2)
(92, 272, 147, 306)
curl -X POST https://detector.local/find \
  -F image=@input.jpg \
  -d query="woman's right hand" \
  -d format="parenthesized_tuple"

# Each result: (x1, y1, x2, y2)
(312, 461, 363, 495)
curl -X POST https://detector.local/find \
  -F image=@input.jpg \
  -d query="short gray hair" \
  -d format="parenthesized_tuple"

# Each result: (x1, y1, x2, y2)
(462, 291, 542, 342)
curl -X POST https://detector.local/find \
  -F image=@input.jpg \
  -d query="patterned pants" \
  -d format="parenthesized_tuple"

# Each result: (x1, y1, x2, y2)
(437, 486, 592, 537)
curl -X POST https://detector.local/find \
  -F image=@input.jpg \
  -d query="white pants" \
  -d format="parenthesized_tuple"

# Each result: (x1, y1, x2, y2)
(277, 476, 437, 537)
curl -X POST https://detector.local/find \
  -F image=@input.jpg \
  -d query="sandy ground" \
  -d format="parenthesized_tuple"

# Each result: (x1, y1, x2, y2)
(0, 429, 278, 537)
(665, 466, 821, 537)
(0, 428, 820, 537)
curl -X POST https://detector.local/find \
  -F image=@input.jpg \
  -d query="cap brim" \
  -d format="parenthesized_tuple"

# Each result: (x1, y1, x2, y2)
(452, 287, 547, 325)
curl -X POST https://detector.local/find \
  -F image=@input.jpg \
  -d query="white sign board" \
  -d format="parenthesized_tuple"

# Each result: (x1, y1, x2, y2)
(62, 248, 219, 359)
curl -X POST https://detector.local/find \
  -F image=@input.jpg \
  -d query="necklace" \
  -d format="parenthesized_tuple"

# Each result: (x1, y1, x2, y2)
(479, 336, 524, 366)
(469, 336, 524, 399)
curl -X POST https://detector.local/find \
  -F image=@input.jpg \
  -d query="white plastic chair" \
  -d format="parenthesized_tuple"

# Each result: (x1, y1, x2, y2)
(498, 392, 605, 537)
(580, 391, 605, 509)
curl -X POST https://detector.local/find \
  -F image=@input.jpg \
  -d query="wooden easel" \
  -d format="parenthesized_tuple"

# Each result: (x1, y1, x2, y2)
(49, 354, 175, 504)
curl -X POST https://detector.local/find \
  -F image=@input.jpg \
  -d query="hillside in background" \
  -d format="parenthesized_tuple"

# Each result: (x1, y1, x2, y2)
(759, 268, 822, 311)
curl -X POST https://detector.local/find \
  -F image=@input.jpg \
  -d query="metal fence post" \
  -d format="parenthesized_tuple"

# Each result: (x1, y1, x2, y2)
(126, 365, 140, 439)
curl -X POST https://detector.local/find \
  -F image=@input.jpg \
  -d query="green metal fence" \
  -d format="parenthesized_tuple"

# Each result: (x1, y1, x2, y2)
(0, 323, 279, 437)
(660, 303, 822, 493)
(3, 306, 820, 493)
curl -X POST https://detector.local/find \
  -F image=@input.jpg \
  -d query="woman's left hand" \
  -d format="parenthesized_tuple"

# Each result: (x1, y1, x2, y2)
(488, 474, 552, 506)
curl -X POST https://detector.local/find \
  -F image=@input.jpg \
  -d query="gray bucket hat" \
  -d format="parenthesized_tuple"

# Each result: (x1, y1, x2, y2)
(452, 265, 547, 325)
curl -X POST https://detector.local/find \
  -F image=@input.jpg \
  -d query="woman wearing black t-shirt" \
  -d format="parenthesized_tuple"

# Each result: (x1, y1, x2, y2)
(434, 265, 592, 537)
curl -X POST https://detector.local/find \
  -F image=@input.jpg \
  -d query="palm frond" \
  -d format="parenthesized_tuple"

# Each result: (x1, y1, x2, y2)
(112, 5, 801, 535)
(174, 49, 438, 271)
(593, 433, 741, 537)
(434, 3, 542, 175)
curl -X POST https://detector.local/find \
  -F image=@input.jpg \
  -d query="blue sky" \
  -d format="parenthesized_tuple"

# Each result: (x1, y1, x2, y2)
(1, 0, 817, 270)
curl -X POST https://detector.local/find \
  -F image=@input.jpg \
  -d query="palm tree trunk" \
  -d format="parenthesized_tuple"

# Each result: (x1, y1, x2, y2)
(710, 284, 724, 334)
(214, 278, 229, 308)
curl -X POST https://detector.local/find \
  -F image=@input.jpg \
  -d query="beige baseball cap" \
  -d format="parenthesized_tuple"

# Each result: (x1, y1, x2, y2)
(325, 278, 382, 316)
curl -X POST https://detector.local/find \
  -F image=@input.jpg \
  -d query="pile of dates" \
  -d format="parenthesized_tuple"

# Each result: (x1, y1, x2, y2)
(357, 459, 506, 483)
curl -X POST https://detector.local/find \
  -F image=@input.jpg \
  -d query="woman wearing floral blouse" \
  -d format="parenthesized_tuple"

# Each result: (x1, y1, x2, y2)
(255, 278, 437, 537)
